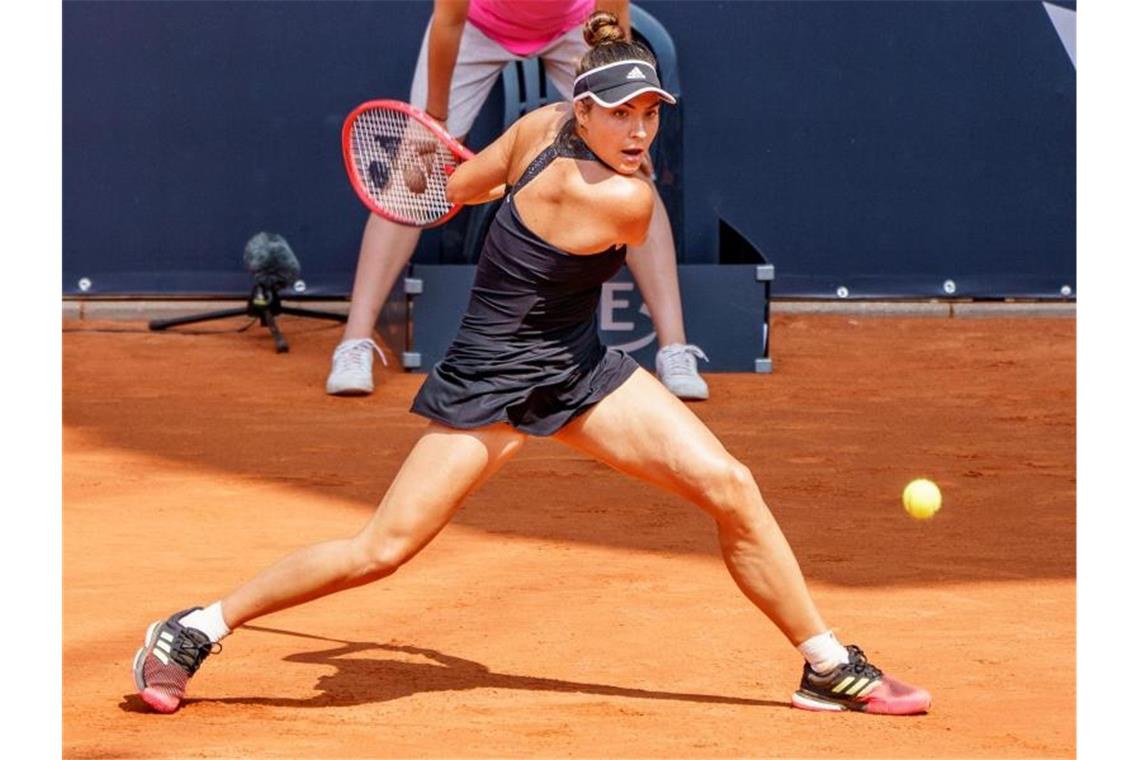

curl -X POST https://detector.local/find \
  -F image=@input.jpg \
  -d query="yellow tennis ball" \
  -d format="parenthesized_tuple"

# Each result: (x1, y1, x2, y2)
(903, 479, 942, 520)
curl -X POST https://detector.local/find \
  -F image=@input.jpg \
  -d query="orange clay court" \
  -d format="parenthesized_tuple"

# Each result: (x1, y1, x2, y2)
(62, 312, 1074, 758)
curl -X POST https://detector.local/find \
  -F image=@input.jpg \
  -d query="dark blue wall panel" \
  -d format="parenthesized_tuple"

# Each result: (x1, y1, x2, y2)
(63, 0, 1075, 299)
(63, 0, 432, 296)
(637, 0, 1075, 297)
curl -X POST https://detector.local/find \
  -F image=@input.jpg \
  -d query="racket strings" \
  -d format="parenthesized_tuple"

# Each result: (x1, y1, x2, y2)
(348, 108, 458, 226)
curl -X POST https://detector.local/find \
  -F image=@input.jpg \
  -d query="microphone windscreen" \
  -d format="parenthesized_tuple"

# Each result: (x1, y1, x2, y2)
(243, 232, 300, 287)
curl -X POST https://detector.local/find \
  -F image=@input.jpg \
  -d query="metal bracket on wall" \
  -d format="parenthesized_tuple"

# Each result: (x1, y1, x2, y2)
(756, 264, 774, 373)
(402, 277, 424, 370)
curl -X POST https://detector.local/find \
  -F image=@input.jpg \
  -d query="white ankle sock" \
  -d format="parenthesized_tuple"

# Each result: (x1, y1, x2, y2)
(797, 630, 850, 674)
(179, 602, 231, 643)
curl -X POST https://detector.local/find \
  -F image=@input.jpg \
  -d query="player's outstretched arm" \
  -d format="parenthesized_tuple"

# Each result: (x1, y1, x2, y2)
(445, 120, 519, 206)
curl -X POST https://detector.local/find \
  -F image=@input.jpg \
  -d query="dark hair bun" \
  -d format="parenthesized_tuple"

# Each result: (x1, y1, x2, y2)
(583, 11, 625, 47)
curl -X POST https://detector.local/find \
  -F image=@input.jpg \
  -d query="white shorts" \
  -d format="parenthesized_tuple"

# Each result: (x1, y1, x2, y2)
(409, 21, 588, 138)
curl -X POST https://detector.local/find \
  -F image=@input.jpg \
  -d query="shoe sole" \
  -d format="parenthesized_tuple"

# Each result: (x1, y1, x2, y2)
(791, 689, 932, 715)
(326, 384, 373, 396)
(658, 380, 709, 401)
(132, 620, 160, 692)
(133, 620, 180, 714)
(791, 690, 850, 712)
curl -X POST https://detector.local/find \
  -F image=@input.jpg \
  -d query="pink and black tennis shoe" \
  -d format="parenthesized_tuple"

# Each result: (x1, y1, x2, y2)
(791, 644, 931, 715)
(132, 607, 220, 713)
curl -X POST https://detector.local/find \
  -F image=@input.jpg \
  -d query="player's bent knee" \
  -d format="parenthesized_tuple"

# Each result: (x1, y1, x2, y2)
(351, 537, 416, 582)
(699, 460, 761, 519)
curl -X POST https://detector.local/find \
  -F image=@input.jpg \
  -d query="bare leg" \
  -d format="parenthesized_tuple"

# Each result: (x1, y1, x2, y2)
(554, 369, 827, 645)
(626, 189, 686, 346)
(341, 213, 424, 341)
(220, 423, 525, 628)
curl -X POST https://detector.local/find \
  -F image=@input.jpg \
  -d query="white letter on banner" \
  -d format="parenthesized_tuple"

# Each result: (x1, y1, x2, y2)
(601, 282, 635, 330)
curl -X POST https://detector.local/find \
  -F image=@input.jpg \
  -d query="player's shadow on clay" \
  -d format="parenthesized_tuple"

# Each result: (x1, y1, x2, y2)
(119, 624, 785, 713)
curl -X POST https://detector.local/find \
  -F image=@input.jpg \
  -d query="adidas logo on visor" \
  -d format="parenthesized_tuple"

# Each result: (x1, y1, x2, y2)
(626, 66, 647, 80)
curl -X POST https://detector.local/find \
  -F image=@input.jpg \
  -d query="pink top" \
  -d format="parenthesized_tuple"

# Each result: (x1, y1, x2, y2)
(466, 0, 595, 57)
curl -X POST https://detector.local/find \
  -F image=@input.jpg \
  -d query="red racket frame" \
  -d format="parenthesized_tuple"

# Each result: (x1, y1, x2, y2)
(341, 99, 475, 228)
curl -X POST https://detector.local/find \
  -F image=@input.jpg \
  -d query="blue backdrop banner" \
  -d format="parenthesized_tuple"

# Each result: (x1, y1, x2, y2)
(63, 1, 1075, 300)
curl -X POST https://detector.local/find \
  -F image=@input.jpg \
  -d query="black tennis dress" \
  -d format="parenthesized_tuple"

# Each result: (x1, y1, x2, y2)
(410, 123, 640, 436)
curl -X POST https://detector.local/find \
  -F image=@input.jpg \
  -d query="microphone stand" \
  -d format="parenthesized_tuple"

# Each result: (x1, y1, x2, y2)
(148, 282, 347, 353)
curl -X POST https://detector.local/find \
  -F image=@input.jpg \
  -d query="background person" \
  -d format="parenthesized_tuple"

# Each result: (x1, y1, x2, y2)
(326, 0, 710, 401)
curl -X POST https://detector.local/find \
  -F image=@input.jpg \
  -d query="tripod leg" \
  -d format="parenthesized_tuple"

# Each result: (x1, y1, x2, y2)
(263, 309, 289, 353)
(149, 308, 249, 331)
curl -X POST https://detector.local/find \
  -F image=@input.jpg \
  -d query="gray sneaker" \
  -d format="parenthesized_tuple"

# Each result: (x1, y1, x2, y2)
(325, 338, 386, 396)
(655, 343, 709, 400)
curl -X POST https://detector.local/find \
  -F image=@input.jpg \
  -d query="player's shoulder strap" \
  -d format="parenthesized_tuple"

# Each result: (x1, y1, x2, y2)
(510, 119, 607, 196)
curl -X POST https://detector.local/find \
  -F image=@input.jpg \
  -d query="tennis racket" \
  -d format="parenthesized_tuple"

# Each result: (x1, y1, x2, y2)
(341, 100, 475, 228)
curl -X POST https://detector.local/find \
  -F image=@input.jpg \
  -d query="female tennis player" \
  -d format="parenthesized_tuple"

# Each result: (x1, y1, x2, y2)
(133, 13, 931, 716)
